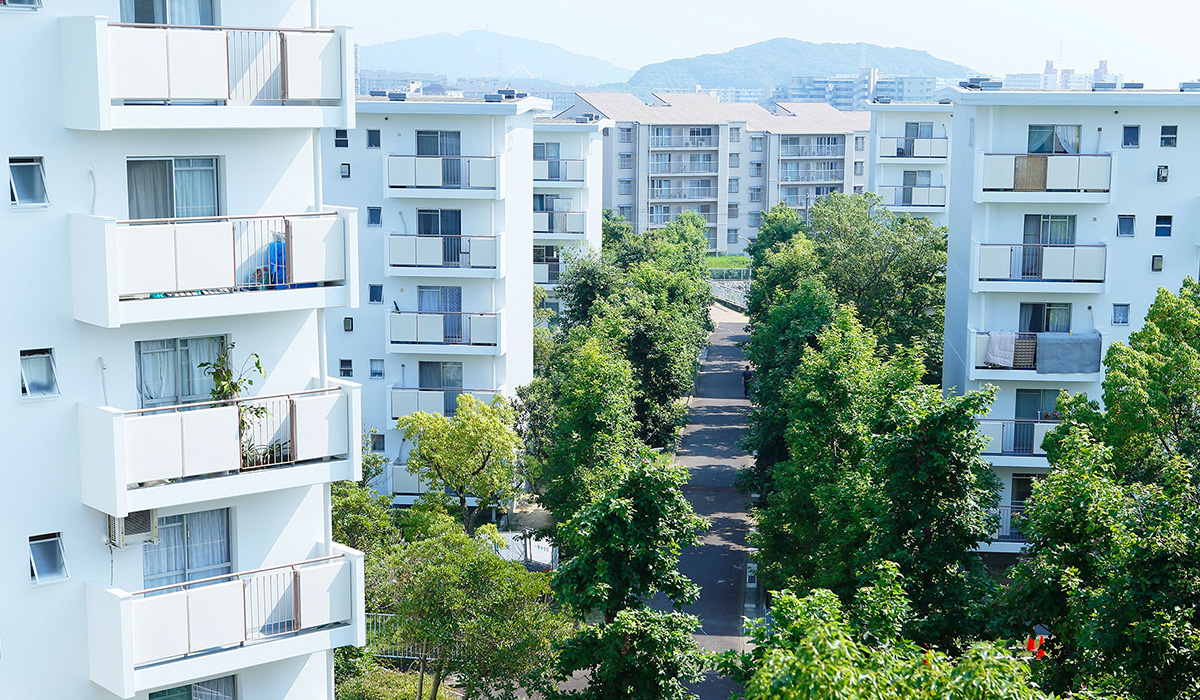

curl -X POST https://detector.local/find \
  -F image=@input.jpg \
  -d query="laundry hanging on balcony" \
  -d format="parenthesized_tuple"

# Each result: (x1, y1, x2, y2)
(1035, 332, 1101, 374)
(984, 330, 1016, 368)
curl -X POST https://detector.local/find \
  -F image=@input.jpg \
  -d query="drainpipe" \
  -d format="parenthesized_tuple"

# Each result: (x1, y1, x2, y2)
(314, 128, 329, 389)
(310, 0, 319, 28)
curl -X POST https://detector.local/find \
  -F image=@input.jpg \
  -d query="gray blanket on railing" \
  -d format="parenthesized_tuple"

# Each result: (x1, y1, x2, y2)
(1036, 331, 1101, 374)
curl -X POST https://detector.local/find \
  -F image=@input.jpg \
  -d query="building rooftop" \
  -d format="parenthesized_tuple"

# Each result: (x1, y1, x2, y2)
(770, 102, 871, 132)
(568, 91, 868, 134)
(938, 84, 1200, 107)
(357, 93, 552, 115)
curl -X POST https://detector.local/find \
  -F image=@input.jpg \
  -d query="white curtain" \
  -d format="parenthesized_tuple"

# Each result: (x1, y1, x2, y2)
(127, 160, 173, 220)
(143, 516, 187, 588)
(137, 340, 178, 407)
(168, 0, 214, 25)
(178, 336, 222, 401)
(193, 677, 235, 700)
(1054, 126, 1079, 154)
(173, 158, 218, 219)
(185, 509, 231, 580)
(1047, 305, 1071, 333)
(1019, 304, 1036, 333)
(20, 353, 58, 397)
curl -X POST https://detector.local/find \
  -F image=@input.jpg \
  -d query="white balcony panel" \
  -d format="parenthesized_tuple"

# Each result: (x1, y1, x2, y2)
(293, 391, 350, 462)
(566, 212, 586, 232)
(415, 237, 444, 267)
(981, 155, 1016, 190)
(532, 161, 549, 180)
(978, 421, 1004, 454)
(1045, 156, 1080, 190)
(391, 389, 419, 419)
(118, 224, 177, 296)
(1076, 247, 1106, 281)
(166, 29, 229, 100)
(390, 235, 416, 266)
(415, 158, 442, 186)
(187, 581, 246, 652)
(469, 158, 497, 188)
(1032, 423, 1054, 455)
(176, 221, 236, 291)
(471, 315, 499, 345)
(388, 157, 416, 187)
(132, 591, 189, 666)
(1079, 157, 1111, 190)
(533, 212, 550, 231)
(289, 216, 346, 284)
(974, 334, 989, 368)
(125, 412, 183, 484)
(417, 314, 445, 343)
(390, 313, 417, 343)
(298, 560, 352, 628)
(418, 391, 444, 414)
(471, 237, 498, 268)
(283, 32, 343, 101)
(566, 160, 586, 181)
(108, 27, 168, 101)
(534, 264, 549, 284)
(181, 405, 240, 478)
(1041, 247, 1075, 280)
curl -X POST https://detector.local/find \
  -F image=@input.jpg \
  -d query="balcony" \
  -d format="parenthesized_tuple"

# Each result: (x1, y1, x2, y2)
(533, 158, 586, 184)
(60, 17, 352, 131)
(780, 170, 845, 183)
(975, 243, 1106, 293)
(535, 262, 562, 285)
(878, 185, 946, 210)
(970, 330, 1103, 382)
(388, 311, 501, 355)
(976, 153, 1112, 203)
(649, 135, 719, 149)
(649, 162, 719, 175)
(649, 187, 720, 201)
(993, 505, 1028, 543)
(78, 381, 361, 518)
(978, 418, 1058, 457)
(387, 155, 500, 199)
(780, 144, 846, 158)
(387, 234, 499, 279)
(649, 211, 717, 227)
(878, 137, 948, 159)
(86, 545, 365, 699)
(69, 210, 357, 328)
(389, 387, 500, 419)
(533, 211, 587, 237)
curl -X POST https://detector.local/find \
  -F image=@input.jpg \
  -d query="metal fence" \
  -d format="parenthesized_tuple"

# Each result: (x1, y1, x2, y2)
(709, 268, 751, 281)
(710, 280, 749, 310)
(366, 613, 462, 661)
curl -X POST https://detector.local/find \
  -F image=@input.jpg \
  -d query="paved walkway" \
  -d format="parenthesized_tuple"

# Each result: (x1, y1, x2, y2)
(655, 304, 754, 699)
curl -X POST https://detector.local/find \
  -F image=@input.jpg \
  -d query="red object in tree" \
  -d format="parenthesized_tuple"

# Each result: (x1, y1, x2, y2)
(1037, 648, 1045, 659)
(1026, 637, 1037, 651)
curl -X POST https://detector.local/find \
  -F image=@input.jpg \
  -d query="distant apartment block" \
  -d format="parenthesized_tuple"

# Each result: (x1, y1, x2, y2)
(560, 92, 869, 255)
(775, 68, 948, 111)
(1004, 60, 1125, 92)
(358, 69, 450, 95)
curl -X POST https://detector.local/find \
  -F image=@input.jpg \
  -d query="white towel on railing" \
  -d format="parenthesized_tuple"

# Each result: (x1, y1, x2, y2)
(985, 331, 1016, 368)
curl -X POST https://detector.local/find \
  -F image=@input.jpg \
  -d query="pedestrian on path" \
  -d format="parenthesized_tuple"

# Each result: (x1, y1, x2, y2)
(742, 364, 753, 398)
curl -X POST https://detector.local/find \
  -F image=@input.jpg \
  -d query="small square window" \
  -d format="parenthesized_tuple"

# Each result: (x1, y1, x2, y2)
(1155, 215, 1172, 237)
(368, 284, 383, 304)
(1152, 255, 1164, 272)
(750, 136, 764, 152)
(370, 359, 385, 379)
(1117, 214, 1135, 237)
(1112, 304, 1131, 326)
(1161, 125, 1178, 147)
(853, 185, 864, 194)
(370, 433, 386, 451)
(618, 179, 633, 196)
(618, 153, 633, 169)
(750, 162, 763, 177)
(728, 203, 739, 219)
(1, 1, 44, 9)
(617, 205, 632, 220)
(854, 136, 865, 152)
(749, 187, 763, 202)
(339, 359, 353, 378)
(366, 130, 381, 149)
(334, 129, 349, 148)
(367, 207, 382, 227)
(728, 178, 739, 194)
(1122, 125, 1140, 148)
(20, 349, 59, 398)
(618, 127, 634, 143)
(340, 163, 351, 179)
(727, 230, 739, 244)
(853, 161, 864, 176)
(749, 211, 763, 227)
(729, 127, 741, 143)
(10, 157, 49, 207)
(29, 534, 67, 585)
(343, 317, 354, 332)
(729, 153, 740, 168)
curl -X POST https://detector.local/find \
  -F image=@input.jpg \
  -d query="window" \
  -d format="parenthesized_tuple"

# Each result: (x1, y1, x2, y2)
(749, 212, 763, 227)
(340, 163, 351, 179)
(9, 157, 48, 207)
(368, 284, 383, 304)
(334, 129, 349, 148)
(1117, 214, 1135, 237)
(729, 127, 741, 143)
(750, 136, 764, 152)
(370, 433, 386, 451)
(728, 203, 739, 219)
(618, 127, 633, 143)
(343, 317, 354, 332)
(618, 153, 633, 169)
(1152, 255, 1164, 272)
(1161, 125, 1178, 147)
(339, 359, 353, 377)
(749, 187, 763, 203)
(127, 157, 218, 219)
(143, 509, 230, 589)
(365, 207, 383, 227)
(729, 153, 740, 169)
(0, 0, 44, 8)
(119, 0, 215, 25)
(853, 185, 864, 194)
(618, 179, 633, 196)
(727, 230, 739, 244)
(728, 178, 739, 193)
(370, 359, 385, 379)
(135, 336, 225, 408)
(618, 205, 632, 220)
(150, 677, 235, 700)
(1019, 303, 1071, 333)
(1112, 304, 1131, 326)
(1028, 125, 1080, 154)
(19, 349, 59, 398)
(366, 129, 381, 149)
(1156, 215, 1172, 237)
(749, 161, 763, 177)
(28, 534, 66, 585)
(854, 136, 865, 152)
(853, 161, 864, 176)
(1123, 125, 1140, 148)
(419, 361, 464, 415)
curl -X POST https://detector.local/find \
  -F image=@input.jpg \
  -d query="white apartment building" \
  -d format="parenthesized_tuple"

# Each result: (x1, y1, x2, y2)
(560, 92, 869, 256)
(867, 102, 953, 226)
(323, 93, 555, 502)
(1, 2, 366, 699)
(933, 84, 1200, 561)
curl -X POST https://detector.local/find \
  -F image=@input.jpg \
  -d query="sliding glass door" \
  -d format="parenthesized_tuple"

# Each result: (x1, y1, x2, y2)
(143, 508, 231, 590)
(120, 0, 216, 25)
(127, 158, 219, 220)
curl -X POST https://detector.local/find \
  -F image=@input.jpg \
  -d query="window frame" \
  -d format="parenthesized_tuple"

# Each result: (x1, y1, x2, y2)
(1151, 255, 1164, 273)
(1112, 303, 1131, 326)
(853, 160, 864, 176)
(727, 229, 739, 244)
(1155, 215, 1172, 237)
(617, 179, 634, 196)
(618, 153, 633, 169)
(339, 359, 353, 378)
(727, 203, 739, 219)
(0, 0, 44, 9)
(370, 433, 386, 451)
(854, 136, 865, 152)
(748, 187, 763, 203)
(729, 153, 740, 169)
(29, 533, 68, 585)
(367, 207, 382, 227)
(10, 157, 50, 208)
(749, 161, 764, 177)
(343, 317, 354, 332)
(1116, 214, 1135, 237)
(366, 129, 381, 149)
(369, 359, 385, 379)
(340, 163, 351, 179)
(750, 136, 765, 152)
(368, 284, 384, 304)
(334, 129, 349, 148)
(1161, 125, 1178, 148)
(729, 127, 741, 143)
(618, 127, 634, 143)
(728, 177, 739, 194)
(1122, 125, 1140, 148)
(19, 348, 60, 399)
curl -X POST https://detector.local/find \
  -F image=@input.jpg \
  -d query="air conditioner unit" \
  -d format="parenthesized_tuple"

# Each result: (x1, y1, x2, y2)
(107, 510, 159, 549)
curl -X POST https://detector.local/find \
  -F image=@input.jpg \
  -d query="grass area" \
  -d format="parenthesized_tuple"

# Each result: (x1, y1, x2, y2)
(705, 255, 751, 269)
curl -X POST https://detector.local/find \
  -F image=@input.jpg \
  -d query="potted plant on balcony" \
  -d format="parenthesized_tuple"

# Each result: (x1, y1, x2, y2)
(198, 343, 284, 470)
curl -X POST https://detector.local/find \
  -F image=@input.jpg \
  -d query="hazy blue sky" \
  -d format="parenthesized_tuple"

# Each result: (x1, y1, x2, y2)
(324, 0, 1199, 86)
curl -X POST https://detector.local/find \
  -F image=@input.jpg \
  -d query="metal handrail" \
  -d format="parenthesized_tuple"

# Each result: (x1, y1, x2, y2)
(879, 184, 946, 190)
(881, 135, 949, 141)
(125, 385, 340, 417)
(389, 233, 496, 239)
(533, 157, 585, 163)
(649, 163, 720, 174)
(116, 211, 337, 226)
(781, 170, 845, 182)
(390, 310, 497, 317)
(132, 553, 345, 597)
(983, 152, 1111, 157)
(390, 154, 497, 160)
(649, 188, 720, 199)
(391, 386, 498, 393)
(110, 22, 335, 33)
(978, 242, 1105, 249)
(533, 209, 584, 215)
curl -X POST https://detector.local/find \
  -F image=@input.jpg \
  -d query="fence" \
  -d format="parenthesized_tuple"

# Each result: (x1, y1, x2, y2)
(710, 280, 749, 310)
(709, 268, 751, 281)
(366, 613, 462, 661)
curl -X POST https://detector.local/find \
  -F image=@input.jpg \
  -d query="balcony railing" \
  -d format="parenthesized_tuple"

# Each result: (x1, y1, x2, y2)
(980, 153, 1111, 194)
(780, 170, 844, 183)
(649, 187, 720, 200)
(389, 311, 499, 347)
(649, 162, 719, 174)
(649, 135, 719, 148)
(390, 387, 500, 419)
(534, 262, 562, 284)
(780, 144, 846, 157)
(878, 184, 947, 208)
(388, 234, 497, 270)
(978, 418, 1059, 456)
(973, 331, 1102, 374)
(994, 505, 1027, 542)
(387, 155, 498, 191)
(533, 211, 586, 235)
(977, 243, 1106, 283)
(879, 136, 948, 158)
(649, 211, 717, 226)
(533, 158, 586, 182)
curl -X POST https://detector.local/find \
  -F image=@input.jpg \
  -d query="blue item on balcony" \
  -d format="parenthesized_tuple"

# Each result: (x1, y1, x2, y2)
(1036, 331, 1101, 374)
(267, 239, 287, 286)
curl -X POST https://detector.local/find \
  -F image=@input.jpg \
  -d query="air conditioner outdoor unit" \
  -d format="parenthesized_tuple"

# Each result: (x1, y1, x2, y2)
(107, 510, 159, 549)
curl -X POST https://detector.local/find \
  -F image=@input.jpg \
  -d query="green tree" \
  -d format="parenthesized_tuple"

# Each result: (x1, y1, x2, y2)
(533, 283, 556, 377)
(336, 661, 457, 700)
(745, 202, 805, 269)
(397, 394, 523, 536)
(555, 250, 622, 331)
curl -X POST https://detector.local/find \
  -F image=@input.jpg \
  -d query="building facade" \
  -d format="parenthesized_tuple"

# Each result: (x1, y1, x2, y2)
(867, 102, 953, 226)
(775, 69, 948, 111)
(560, 92, 869, 255)
(322, 94, 552, 502)
(2, 2, 366, 699)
